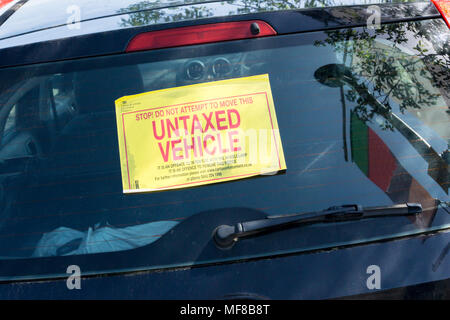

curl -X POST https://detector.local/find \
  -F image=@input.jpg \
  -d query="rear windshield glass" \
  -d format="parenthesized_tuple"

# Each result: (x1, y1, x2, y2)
(0, 18, 448, 279)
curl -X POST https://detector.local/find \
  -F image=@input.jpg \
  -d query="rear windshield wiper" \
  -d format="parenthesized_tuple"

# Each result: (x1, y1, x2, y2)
(213, 203, 422, 248)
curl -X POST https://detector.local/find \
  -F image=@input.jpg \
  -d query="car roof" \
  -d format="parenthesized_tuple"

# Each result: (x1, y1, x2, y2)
(0, 0, 423, 41)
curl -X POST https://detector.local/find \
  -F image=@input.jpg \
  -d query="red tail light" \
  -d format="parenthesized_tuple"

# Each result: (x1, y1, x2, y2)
(0, 0, 14, 9)
(126, 20, 277, 52)
(432, 0, 450, 28)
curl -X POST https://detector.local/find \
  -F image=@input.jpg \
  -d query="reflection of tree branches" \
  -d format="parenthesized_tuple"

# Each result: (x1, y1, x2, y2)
(118, 0, 333, 25)
(314, 20, 450, 130)
(230, 0, 335, 12)
(118, 0, 392, 25)
(118, 0, 164, 26)
(117, 2, 450, 126)
(118, 0, 215, 27)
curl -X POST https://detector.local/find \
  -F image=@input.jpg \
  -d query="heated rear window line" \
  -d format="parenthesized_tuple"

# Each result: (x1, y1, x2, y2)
(5, 171, 438, 224)
(11, 163, 445, 207)
(1, 180, 440, 246)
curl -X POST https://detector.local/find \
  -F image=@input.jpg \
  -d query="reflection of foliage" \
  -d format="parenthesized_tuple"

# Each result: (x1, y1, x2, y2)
(313, 19, 449, 194)
(118, 1, 164, 26)
(229, 0, 332, 12)
(314, 20, 450, 130)
(227, 0, 413, 13)
(118, 0, 214, 26)
(117, 1, 450, 131)
(117, 0, 413, 26)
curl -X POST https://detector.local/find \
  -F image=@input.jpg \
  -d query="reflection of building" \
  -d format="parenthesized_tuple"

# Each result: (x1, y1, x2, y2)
(314, 61, 448, 228)
(349, 111, 439, 228)
(348, 38, 449, 195)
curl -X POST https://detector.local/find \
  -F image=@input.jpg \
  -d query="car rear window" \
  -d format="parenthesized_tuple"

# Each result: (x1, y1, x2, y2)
(0, 18, 448, 280)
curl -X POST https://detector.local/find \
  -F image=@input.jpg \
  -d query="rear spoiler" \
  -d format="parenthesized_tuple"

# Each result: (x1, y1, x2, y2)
(0, 1, 442, 68)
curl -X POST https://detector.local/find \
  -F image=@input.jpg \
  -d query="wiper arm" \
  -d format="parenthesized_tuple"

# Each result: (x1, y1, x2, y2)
(213, 203, 422, 248)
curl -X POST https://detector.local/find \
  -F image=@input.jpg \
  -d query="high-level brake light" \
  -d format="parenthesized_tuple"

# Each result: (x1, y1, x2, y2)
(126, 20, 277, 53)
(432, 0, 450, 28)
(0, 0, 14, 10)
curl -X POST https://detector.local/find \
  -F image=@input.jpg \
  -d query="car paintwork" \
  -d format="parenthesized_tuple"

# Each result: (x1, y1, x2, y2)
(0, 228, 448, 299)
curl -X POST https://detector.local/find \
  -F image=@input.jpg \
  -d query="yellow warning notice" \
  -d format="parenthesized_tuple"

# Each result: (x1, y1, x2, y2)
(115, 74, 286, 193)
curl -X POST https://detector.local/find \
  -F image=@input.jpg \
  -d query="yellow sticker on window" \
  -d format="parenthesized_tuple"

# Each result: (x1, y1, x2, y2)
(115, 74, 286, 193)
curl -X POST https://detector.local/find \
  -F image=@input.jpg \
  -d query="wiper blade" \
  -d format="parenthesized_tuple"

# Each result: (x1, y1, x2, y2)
(213, 203, 422, 248)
